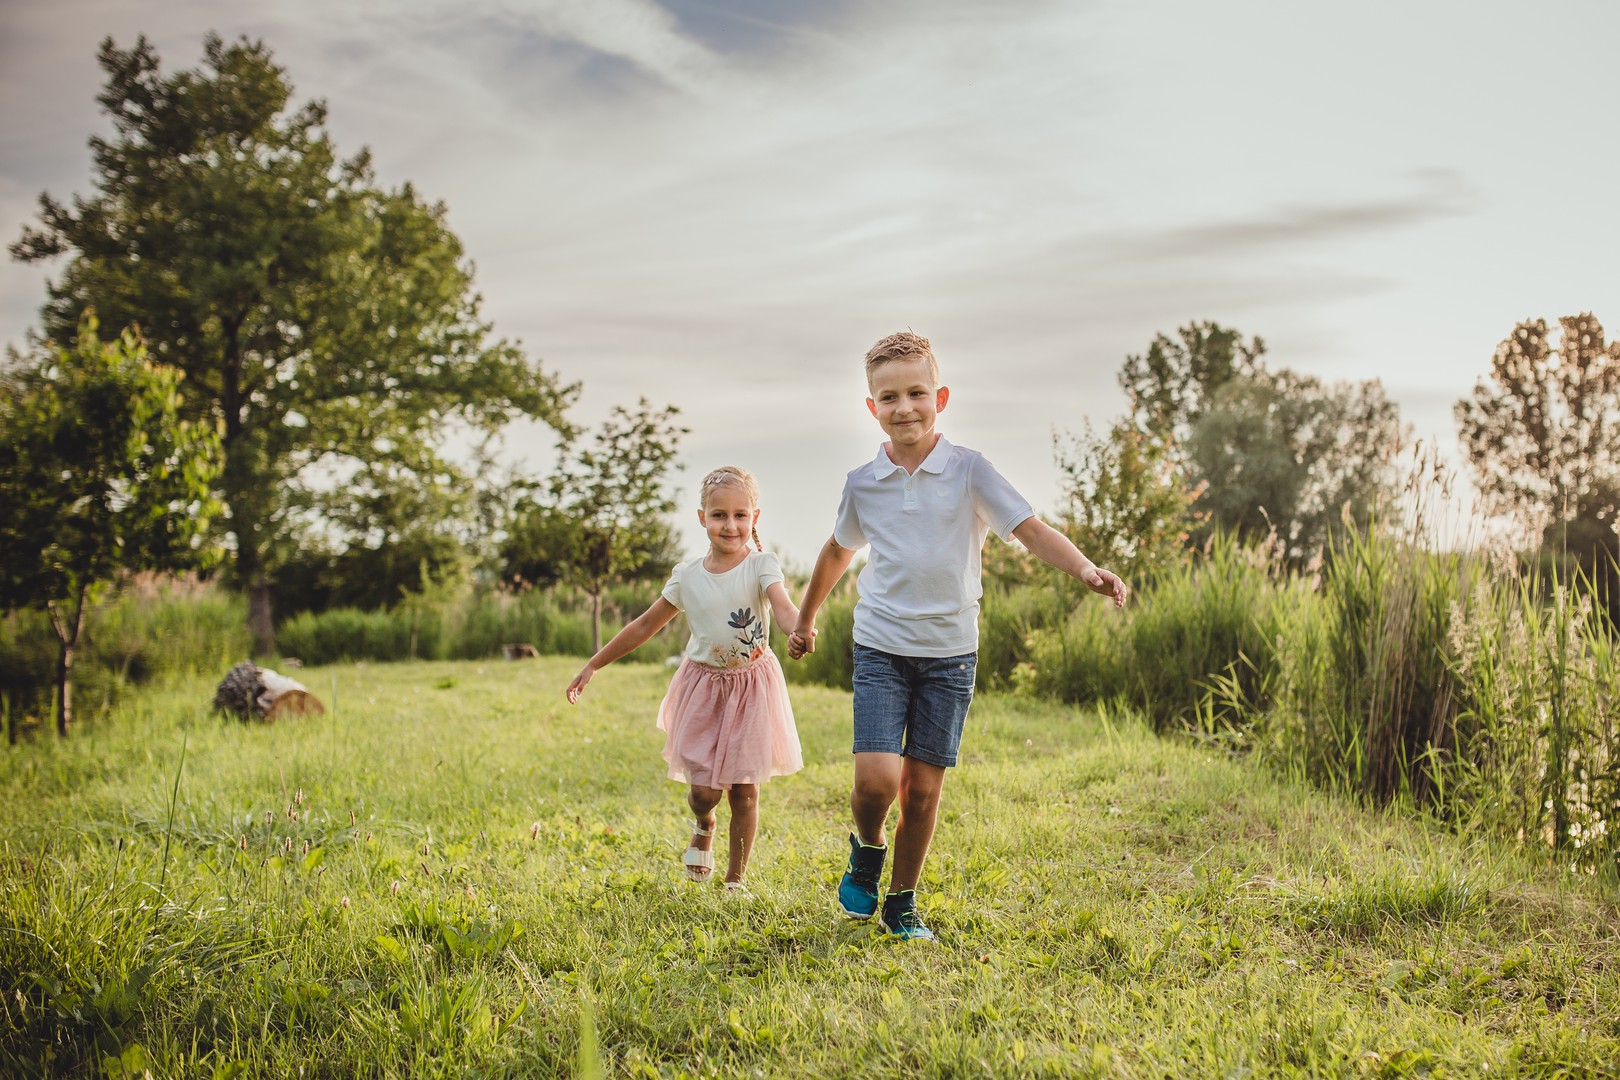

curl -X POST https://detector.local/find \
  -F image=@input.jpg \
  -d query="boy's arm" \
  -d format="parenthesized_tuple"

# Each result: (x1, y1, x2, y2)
(566, 597, 682, 702)
(1010, 517, 1128, 608)
(789, 535, 857, 657)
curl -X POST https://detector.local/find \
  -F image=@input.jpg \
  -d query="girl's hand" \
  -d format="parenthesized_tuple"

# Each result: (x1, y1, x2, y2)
(787, 627, 816, 659)
(566, 666, 595, 703)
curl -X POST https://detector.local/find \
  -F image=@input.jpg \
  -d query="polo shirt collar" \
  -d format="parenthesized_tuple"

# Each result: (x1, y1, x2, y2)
(870, 435, 954, 479)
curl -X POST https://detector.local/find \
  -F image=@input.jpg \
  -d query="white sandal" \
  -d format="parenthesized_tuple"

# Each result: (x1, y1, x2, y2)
(682, 819, 715, 882)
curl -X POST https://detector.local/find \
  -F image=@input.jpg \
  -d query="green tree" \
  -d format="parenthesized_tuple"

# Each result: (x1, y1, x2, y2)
(1121, 322, 1404, 559)
(1185, 369, 1403, 557)
(10, 35, 573, 654)
(279, 459, 476, 615)
(0, 317, 222, 736)
(1049, 420, 1205, 585)
(1119, 322, 1265, 438)
(502, 400, 686, 651)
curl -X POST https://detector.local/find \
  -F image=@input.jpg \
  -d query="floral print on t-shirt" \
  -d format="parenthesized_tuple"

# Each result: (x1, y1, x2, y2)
(709, 606, 766, 668)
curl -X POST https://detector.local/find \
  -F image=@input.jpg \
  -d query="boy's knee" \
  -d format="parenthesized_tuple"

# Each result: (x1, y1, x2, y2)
(899, 783, 941, 818)
(852, 774, 897, 805)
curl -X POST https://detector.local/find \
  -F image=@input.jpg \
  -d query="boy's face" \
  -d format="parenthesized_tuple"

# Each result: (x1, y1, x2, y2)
(867, 356, 949, 452)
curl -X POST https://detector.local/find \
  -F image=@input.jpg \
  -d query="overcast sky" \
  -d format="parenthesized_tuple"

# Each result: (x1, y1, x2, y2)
(4, 0, 1617, 565)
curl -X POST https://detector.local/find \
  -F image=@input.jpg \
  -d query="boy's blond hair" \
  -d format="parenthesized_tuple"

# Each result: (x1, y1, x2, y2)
(864, 331, 939, 389)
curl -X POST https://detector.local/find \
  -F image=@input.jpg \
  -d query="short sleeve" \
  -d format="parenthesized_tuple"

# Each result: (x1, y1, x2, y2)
(832, 478, 867, 550)
(970, 454, 1035, 542)
(660, 563, 684, 611)
(756, 551, 785, 591)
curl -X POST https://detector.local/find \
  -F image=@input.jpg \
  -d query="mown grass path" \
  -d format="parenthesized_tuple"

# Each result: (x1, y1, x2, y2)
(3, 658, 1617, 1077)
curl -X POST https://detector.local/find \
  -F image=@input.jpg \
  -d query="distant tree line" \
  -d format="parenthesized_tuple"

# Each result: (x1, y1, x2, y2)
(1014, 314, 1619, 629)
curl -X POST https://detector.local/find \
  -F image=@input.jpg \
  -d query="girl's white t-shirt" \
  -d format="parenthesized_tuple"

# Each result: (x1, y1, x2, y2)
(661, 550, 785, 669)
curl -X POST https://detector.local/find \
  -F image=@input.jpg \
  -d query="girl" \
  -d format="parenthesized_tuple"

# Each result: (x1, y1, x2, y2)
(565, 466, 804, 892)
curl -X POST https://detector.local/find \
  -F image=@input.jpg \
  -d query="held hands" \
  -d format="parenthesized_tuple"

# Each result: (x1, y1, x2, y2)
(565, 665, 596, 704)
(786, 624, 817, 660)
(1081, 565, 1129, 608)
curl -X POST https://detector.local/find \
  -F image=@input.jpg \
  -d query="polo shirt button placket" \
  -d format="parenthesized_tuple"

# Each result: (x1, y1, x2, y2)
(903, 476, 919, 511)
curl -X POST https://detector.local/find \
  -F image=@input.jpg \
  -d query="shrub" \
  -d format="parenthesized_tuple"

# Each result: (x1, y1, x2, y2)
(1022, 535, 1280, 733)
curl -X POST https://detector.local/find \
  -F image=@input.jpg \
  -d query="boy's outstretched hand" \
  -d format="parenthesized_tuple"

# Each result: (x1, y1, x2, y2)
(1082, 565, 1129, 608)
(565, 665, 595, 704)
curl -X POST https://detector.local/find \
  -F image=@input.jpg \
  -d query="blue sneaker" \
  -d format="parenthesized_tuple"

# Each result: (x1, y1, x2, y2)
(837, 834, 885, 919)
(878, 890, 936, 942)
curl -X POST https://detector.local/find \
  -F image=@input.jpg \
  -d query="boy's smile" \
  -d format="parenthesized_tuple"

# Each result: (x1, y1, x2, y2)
(867, 356, 949, 459)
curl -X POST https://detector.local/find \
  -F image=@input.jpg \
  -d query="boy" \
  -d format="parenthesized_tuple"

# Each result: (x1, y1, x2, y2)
(787, 331, 1127, 941)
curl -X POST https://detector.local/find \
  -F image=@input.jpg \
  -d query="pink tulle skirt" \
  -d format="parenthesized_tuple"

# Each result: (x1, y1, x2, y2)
(657, 651, 802, 788)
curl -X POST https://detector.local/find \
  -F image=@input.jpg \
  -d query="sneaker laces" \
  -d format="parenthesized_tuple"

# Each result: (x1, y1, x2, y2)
(848, 846, 884, 891)
(884, 894, 927, 930)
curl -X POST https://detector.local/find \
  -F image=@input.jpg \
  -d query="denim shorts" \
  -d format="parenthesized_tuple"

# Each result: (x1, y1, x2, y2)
(851, 643, 977, 767)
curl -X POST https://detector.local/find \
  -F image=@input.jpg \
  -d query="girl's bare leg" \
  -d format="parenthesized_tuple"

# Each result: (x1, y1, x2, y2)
(688, 785, 722, 853)
(725, 783, 759, 883)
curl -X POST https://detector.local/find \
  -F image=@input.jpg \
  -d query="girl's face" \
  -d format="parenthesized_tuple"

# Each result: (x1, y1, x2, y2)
(699, 483, 759, 557)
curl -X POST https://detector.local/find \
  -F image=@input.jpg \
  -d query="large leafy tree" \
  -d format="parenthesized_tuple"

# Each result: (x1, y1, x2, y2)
(1186, 369, 1403, 556)
(10, 35, 573, 653)
(1456, 313, 1620, 547)
(0, 317, 222, 736)
(1121, 322, 1404, 558)
(502, 400, 685, 651)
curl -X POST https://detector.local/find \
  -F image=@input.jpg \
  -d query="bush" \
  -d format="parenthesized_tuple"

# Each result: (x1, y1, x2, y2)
(272, 584, 685, 666)
(1, 579, 249, 736)
(1022, 535, 1279, 733)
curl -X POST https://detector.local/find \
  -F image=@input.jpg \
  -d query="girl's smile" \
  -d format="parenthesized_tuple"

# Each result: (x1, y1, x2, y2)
(699, 483, 759, 571)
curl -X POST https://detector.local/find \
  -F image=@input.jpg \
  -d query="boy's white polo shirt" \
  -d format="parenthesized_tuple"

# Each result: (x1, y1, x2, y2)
(833, 436, 1034, 657)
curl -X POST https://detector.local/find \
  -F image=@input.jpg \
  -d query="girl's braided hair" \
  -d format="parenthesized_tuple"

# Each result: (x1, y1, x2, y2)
(699, 466, 763, 551)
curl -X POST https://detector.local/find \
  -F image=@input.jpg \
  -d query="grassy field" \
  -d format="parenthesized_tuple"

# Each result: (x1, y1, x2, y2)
(2, 658, 1618, 1078)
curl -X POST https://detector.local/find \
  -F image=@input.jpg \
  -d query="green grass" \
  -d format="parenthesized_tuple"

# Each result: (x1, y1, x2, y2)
(3, 660, 1618, 1077)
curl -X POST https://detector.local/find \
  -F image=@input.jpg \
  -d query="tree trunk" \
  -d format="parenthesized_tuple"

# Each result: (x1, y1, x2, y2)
(221, 318, 278, 658)
(243, 560, 277, 657)
(591, 586, 603, 654)
(233, 517, 276, 657)
(55, 642, 73, 738)
(47, 587, 85, 738)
